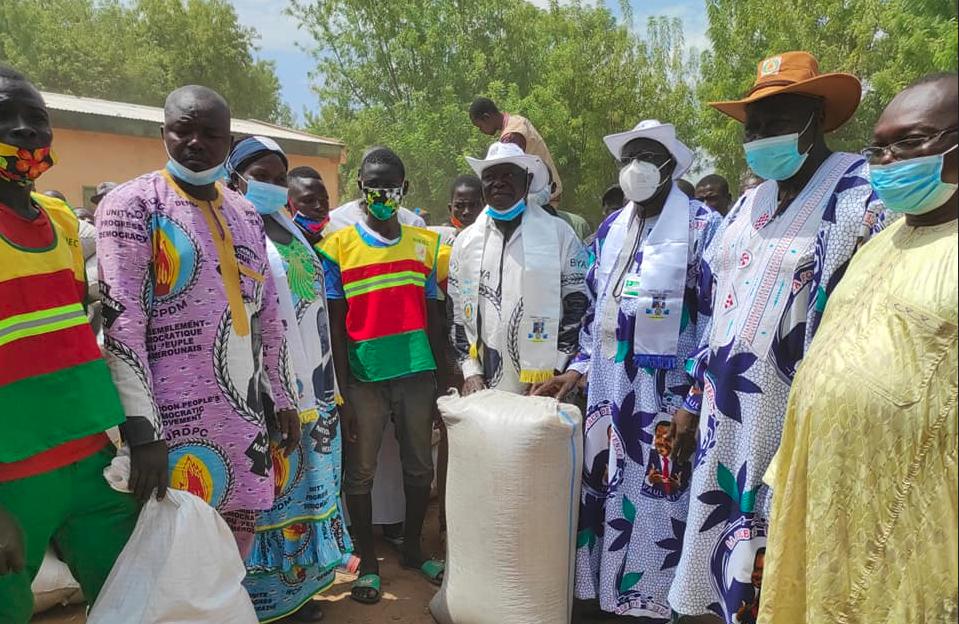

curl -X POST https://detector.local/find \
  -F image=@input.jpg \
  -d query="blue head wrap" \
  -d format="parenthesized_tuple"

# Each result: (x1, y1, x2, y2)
(227, 135, 288, 175)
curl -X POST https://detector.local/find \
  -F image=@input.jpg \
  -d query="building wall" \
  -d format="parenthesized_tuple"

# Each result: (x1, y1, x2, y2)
(39, 127, 341, 209)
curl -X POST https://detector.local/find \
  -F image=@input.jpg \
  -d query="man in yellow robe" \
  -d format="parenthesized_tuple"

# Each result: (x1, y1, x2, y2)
(760, 72, 958, 623)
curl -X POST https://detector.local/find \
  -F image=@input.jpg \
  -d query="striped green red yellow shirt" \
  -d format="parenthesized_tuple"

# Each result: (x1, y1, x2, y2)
(320, 222, 440, 382)
(0, 194, 124, 465)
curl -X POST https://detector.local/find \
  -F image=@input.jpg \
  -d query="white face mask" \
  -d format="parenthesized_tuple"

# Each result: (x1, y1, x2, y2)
(619, 159, 671, 202)
(529, 183, 552, 206)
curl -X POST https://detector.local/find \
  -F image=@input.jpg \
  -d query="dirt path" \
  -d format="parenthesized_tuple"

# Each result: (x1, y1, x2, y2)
(34, 560, 439, 624)
(34, 509, 445, 624)
(31, 501, 621, 624)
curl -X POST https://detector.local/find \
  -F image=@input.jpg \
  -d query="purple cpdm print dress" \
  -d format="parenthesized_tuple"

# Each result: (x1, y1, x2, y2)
(96, 170, 296, 555)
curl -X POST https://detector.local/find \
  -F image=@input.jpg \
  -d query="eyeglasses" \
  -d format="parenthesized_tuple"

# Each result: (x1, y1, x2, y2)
(619, 153, 671, 166)
(861, 127, 959, 164)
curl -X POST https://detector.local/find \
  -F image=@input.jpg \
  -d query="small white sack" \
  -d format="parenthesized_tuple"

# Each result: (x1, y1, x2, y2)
(430, 389, 583, 624)
(87, 455, 257, 624)
(31, 549, 83, 613)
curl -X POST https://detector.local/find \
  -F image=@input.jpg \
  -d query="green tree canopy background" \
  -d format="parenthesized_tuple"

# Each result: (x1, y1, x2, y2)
(697, 0, 959, 179)
(0, 0, 289, 122)
(2, 0, 955, 223)
(294, 0, 700, 222)
(296, 0, 956, 223)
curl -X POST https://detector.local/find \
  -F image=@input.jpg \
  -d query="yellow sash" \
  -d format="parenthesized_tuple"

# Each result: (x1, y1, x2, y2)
(161, 170, 249, 336)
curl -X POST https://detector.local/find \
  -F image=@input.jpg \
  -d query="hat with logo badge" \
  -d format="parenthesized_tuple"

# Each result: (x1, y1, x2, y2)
(709, 51, 862, 132)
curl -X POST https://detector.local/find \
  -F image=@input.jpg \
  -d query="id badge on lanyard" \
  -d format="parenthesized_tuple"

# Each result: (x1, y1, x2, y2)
(621, 273, 642, 298)
(600, 272, 640, 360)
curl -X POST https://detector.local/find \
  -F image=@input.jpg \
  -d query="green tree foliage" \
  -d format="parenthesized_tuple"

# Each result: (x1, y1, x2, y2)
(294, 0, 700, 223)
(697, 0, 959, 185)
(0, 0, 289, 122)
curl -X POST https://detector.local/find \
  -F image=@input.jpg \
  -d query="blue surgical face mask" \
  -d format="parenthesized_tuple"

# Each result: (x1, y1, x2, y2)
(487, 198, 527, 221)
(743, 115, 814, 181)
(869, 145, 958, 215)
(164, 143, 228, 187)
(244, 178, 289, 215)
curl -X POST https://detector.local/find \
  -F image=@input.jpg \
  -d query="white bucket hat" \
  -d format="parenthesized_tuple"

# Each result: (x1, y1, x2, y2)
(465, 142, 550, 192)
(603, 119, 694, 180)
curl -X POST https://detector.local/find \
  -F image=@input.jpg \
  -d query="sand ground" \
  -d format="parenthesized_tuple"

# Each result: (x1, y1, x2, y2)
(31, 501, 629, 624)
(33, 506, 444, 624)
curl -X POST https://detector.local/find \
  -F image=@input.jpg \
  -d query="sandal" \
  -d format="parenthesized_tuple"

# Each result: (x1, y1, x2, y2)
(402, 558, 445, 586)
(350, 573, 382, 604)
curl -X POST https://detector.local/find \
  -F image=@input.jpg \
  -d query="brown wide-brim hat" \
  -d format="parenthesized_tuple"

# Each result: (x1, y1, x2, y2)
(709, 51, 862, 133)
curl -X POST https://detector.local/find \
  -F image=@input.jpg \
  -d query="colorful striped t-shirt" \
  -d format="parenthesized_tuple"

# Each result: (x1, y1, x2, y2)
(320, 221, 440, 382)
(0, 194, 124, 467)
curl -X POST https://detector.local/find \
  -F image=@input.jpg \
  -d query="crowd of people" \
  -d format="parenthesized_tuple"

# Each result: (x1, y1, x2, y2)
(0, 47, 956, 624)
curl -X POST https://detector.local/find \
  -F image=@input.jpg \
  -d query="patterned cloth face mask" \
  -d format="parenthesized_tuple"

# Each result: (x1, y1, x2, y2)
(363, 186, 404, 221)
(294, 212, 329, 233)
(0, 142, 56, 187)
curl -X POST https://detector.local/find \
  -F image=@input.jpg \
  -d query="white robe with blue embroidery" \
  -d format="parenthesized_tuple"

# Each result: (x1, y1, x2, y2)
(571, 199, 721, 619)
(667, 155, 889, 623)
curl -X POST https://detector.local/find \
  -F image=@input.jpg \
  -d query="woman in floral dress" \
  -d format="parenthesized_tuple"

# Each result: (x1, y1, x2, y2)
(228, 136, 351, 622)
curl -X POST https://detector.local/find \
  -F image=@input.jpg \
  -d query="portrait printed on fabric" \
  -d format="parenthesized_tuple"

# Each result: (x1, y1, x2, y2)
(733, 547, 764, 624)
(641, 421, 691, 501)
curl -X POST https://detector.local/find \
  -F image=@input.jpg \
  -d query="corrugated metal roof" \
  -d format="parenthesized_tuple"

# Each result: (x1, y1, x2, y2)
(41, 91, 343, 147)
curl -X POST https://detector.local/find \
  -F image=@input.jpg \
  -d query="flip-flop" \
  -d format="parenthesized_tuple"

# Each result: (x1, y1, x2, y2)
(402, 558, 445, 586)
(350, 573, 381, 604)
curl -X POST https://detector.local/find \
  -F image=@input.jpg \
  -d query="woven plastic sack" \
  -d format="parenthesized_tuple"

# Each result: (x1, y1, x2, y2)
(87, 454, 257, 624)
(31, 549, 83, 613)
(430, 389, 582, 624)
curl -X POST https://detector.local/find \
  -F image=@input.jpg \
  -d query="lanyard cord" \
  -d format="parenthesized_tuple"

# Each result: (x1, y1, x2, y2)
(611, 211, 647, 300)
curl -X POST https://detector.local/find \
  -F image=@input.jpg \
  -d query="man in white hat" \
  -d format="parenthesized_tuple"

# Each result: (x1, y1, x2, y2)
(533, 120, 722, 619)
(448, 142, 589, 395)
